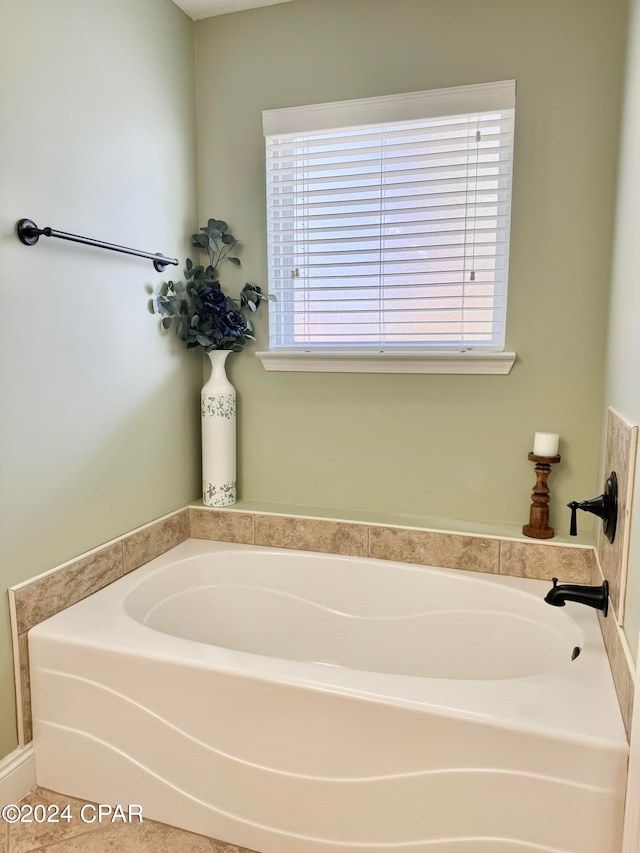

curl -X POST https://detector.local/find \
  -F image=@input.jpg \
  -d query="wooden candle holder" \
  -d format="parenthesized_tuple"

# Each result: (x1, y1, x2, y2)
(523, 452, 561, 539)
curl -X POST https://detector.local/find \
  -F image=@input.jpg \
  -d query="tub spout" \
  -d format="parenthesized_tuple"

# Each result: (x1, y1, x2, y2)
(544, 578, 609, 616)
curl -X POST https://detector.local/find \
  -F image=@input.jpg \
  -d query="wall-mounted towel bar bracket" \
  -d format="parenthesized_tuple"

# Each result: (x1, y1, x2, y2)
(16, 218, 179, 272)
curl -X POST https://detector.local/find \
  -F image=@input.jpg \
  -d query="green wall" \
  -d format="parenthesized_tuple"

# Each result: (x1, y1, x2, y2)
(604, 0, 640, 661)
(0, 0, 200, 759)
(195, 0, 627, 531)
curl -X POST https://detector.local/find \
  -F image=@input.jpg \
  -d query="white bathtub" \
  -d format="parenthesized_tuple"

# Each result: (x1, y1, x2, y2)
(29, 539, 628, 853)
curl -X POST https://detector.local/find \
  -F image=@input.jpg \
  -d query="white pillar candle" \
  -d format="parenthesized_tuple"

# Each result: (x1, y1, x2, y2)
(533, 432, 560, 457)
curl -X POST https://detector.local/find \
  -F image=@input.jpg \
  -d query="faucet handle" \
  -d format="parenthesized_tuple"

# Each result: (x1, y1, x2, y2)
(551, 577, 558, 588)
(567, 473, 618, 542)
(568, 502, 579, 536)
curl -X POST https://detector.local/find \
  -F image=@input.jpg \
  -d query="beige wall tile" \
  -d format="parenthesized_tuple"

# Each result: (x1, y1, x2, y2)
(189, 508, 254, 544)
(1, 819, 7, 853)
(122, 510, 189, 574)
(598, 609, 635, 739)
(13, 542, 124, 635)
(499, 540, 594, 582)
(17, 633, 31, 745)
(255, 515, 367, 557)
(598, 408, 638, 619)
(369, 527, 499, 573)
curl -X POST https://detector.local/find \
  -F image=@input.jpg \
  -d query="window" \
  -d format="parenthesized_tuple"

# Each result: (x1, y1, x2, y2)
(259, 81, 516, 374)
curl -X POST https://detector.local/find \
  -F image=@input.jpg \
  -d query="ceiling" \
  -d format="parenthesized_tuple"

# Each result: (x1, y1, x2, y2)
(172, 0, 296, 20)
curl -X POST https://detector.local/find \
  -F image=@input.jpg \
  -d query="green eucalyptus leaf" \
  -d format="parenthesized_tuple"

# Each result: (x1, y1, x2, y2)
(191, 315, 200, 328)
(193, 233, 208, 249)
(221, 234, 236, 245)
(161, 317, 172, 330)
(216, 220, 229, 233)
(228, 257, 241, 266)
(196, 334, 212, 347)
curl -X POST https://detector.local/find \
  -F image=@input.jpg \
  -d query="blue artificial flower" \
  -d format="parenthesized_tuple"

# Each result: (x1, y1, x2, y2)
(199, 286, 227, 315)
(216, 309, 246, 338)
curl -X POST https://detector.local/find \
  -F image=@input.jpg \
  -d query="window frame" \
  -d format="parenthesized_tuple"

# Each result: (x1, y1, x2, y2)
(259, 81, 517, 375)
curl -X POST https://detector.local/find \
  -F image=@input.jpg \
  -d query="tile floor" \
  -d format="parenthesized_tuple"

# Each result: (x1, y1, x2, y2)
(1, 787, 258, 852)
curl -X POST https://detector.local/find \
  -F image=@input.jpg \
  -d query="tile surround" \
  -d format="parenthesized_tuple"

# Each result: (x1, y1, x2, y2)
(589, 407, 639, 739)
(598, 407, 638, 621)
(9, 509, 189, 747)
(369, 525, 500, 573)
(499, 539, 595, 583)
(189, 507, 254, 544)
(254, 513, 368, 556)
(122, 510, 189, 574)
(12, 542, 124, 636)
(190, 506, 595, 584)
(598, 596, 635, 738)
(7, 502, 623, 753)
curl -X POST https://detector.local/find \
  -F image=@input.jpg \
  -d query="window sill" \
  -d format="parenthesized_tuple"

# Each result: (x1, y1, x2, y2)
(255, 351, 516, 375)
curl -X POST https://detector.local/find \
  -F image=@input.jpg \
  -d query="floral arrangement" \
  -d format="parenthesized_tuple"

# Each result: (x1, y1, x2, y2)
(154, 218, 273, 351)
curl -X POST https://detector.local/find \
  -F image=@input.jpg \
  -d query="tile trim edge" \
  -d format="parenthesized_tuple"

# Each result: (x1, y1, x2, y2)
(7, 589, 24, 747)
(618, 424, 639, 624)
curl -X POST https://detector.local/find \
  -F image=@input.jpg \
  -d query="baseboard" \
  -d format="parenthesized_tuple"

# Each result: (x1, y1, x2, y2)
(0, 744, 35, 804)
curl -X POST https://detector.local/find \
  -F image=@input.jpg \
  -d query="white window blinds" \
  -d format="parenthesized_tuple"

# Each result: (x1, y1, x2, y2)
(263, 81, 516, 352)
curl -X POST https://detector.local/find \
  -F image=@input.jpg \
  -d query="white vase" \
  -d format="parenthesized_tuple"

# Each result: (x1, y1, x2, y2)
(201, 350, 236, 507)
